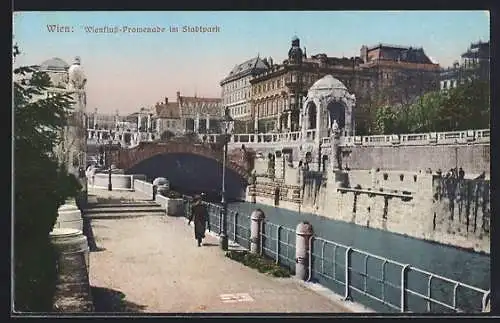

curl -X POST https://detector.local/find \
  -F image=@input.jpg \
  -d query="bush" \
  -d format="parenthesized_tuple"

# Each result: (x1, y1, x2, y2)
(225, 250, 291, 278)
(14, 45, 82, 312)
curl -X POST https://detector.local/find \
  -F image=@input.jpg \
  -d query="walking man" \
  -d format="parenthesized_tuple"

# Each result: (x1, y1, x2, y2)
(188, 195, 211, 247)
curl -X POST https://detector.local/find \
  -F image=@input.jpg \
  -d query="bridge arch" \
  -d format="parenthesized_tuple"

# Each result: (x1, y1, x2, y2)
(109, 142, 252, 200)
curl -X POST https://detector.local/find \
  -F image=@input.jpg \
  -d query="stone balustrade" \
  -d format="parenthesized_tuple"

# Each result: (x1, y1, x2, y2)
(88, 173, 146, 191)
(88, 127, 489, 151)
(211, 128, 490, 148)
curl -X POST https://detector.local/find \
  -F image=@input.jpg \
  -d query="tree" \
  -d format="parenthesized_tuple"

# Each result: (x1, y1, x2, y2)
(374, 105, 400, 134)
(406, 90, 447, 133)
(14, 45, 82, 312)
(372, 80, 490, 135)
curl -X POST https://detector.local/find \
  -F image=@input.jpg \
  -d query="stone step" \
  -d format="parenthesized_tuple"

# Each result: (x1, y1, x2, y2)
(84, 206, 164, 214)
(83, 211, 166, 219)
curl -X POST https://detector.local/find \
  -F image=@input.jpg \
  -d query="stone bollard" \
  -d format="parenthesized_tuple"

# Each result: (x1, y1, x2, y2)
(54, 201, 83, 232)
(295, 222, 314, 281)
(250, 209, 265, 254)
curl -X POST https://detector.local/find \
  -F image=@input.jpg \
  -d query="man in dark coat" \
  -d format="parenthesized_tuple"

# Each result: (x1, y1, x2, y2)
(188, 195, 210, 247)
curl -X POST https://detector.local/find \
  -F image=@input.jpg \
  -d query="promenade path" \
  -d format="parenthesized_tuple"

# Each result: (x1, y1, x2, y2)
(86, 189, 353, 313)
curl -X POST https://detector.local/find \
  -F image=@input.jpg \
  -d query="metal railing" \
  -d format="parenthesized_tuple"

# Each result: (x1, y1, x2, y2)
(308, 236, 490, 313)
(260, 221, 296, 271)
(226, 210, 251, 250)
(179, 195, 489, 313)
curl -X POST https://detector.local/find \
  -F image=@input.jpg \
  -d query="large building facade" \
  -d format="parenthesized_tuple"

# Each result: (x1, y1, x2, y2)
(177, 91, 222, 134)
(154, 97, 183, 136)
(220, 57, 271, 133)
(440, 40, 490, 91)
(153, 92, 223, 136)
(249, 36, 373, 133)
(244, 37, 440, 135)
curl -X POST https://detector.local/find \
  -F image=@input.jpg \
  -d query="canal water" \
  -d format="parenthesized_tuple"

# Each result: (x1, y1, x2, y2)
(166, 182, 489, 313)
(225, 201, 490, 313)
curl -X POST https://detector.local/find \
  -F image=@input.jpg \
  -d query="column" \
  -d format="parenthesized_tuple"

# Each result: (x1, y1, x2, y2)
(147, 114, 152, 132)
(121, 132, 126, 147)
(137, 115, 142, 132)
(195, 113, 200, 133)
(298, 110, 303, 131)
(277, 112, 282, 132)
(93, 109, 98, 128)
(156, 119, 161, 134)
(254, 103, 259, 132)
(287, 112, 292, 132)
(206, 115, 210, 132)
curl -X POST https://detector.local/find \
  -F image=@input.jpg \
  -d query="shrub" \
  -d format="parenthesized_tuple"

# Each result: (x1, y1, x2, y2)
(225, 250, 291, 278)
(14, 45, 81, 312)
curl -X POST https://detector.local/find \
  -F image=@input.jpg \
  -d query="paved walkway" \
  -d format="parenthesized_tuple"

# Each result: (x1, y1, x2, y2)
(87, 189, 352, 313)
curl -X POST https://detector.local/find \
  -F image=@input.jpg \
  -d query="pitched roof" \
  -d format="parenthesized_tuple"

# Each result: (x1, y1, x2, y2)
(367, 44, 434, 64)
(178, 96, 221, 104)
(221, 57, 271, 84)
(155, 102, 180, 119)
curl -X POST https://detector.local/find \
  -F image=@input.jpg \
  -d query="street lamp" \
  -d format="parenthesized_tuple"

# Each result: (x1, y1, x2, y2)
(219, 106, 234, 251)
(107, 139, 113, 191)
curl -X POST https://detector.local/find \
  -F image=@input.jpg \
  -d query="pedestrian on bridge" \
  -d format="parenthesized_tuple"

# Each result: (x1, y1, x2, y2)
(188, 195, 211, 247)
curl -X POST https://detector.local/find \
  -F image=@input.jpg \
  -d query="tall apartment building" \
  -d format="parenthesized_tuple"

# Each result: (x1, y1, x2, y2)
(249, 36, 373, 133)
(355, 43, 441, 132)
(220, 56, 270, 133)
(440, 40, 490, 91)
(359, 43, 441, 105)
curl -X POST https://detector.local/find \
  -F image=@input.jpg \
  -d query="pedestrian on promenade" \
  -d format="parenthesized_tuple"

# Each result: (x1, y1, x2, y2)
(188, 194, 211, 247)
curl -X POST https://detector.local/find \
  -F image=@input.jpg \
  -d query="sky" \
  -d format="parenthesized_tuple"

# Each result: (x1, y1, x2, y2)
(13, 11, 490, 114)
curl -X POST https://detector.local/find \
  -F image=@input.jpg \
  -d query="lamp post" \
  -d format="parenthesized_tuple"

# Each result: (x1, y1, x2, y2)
(107, 139, 113, 191)
(219, 106, 234, 251)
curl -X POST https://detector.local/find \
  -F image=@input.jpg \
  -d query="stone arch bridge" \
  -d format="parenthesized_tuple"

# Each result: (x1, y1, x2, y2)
(109, 141, 254, 181)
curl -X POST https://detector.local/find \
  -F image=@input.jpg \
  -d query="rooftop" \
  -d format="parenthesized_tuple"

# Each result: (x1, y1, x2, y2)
(221, 56, 271, 84)
(156, 102, 180, 119)
(38, 57, 69, 72)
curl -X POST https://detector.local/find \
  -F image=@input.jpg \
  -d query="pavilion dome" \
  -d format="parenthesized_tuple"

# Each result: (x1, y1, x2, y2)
(39, 57, 69, 71)
(309, 75, 347, 92)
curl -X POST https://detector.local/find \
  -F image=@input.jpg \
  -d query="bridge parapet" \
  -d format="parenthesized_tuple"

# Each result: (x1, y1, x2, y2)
(108, 141, 253, 180)
(211, 128, 490, 150)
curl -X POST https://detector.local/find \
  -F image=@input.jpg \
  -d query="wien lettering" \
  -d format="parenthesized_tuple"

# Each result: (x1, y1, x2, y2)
(46, 24, 73, 32)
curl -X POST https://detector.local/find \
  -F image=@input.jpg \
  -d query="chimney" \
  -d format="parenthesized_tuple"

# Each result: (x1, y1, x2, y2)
(360, 45, 368, 63)
(176, 91, 181, 99)
(165, 97, 168, 104)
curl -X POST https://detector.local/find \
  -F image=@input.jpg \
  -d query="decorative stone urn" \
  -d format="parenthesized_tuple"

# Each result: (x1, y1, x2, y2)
(53, 198, 83, 232)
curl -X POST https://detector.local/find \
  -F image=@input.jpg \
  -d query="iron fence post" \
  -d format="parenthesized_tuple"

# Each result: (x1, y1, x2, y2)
(344, 247, 352, 301)
(401, 264, 410, 312)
